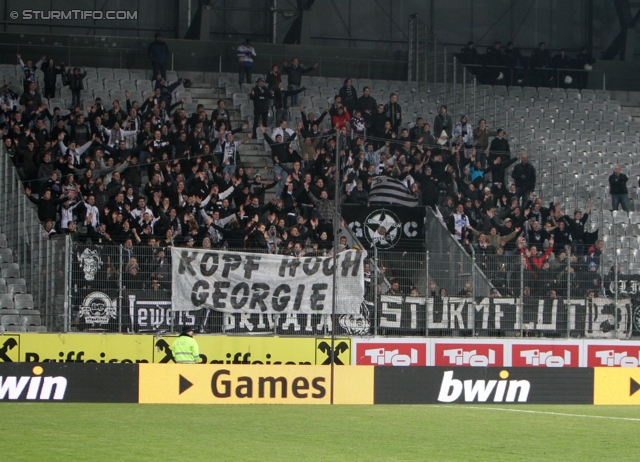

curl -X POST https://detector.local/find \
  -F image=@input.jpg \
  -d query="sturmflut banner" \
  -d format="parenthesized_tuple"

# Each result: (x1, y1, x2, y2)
(375, 296, 632, 338)
(171, 248, 366, 314)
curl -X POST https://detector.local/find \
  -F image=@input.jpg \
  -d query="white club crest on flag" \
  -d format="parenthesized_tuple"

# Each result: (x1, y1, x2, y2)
(363, 209, 403, 249)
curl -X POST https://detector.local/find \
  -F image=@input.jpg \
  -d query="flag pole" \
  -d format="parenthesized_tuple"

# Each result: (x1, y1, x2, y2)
(331, 129, 341, 405)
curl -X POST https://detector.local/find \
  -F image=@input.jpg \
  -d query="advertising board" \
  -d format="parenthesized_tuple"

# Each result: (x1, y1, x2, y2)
(138, 364, 372, 404)
(594, 367, 640, 405)
(17, 334, 154, 363)
(373, 367, 594, 404)
(152, 336, 341, 365)
(355, 341, 428, 366)
(0, 363, 138, 402)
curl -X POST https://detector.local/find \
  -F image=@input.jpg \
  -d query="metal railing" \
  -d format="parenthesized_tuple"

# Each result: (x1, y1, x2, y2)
(0, 145, 68, 332)
(408, 40, 606, 91)
(458, 62, 606, 91)
(57, 197, 634, 339)
(0, 41, 408, 82)
(367, 249, 632, 339)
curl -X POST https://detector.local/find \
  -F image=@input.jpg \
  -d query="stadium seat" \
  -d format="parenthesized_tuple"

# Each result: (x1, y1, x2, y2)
(136, 79, 153, 91)
(233, 94, 248, 108)
(0, 249, 10, 263)
(130, 72, 147, 82)
(225, 84, 240, 97)
(49, 97, 65, 109)
(26, 325, 47, 332)
(14, 296, 35, 311)
(311, 77, 327, 87)
(87, 78, 103, 88)
(21, 315, 41, 327)
(9, 284, 26, 295)
(14, 293, 32, 303)
(182, 103, 198, 115)
(218, 75, 232, 88)
(0, 314, 23, 332)
(126, 91, 143, 104)
(19, 308, 40, 316)
(613, 211, 630, 223)
(121, 83, 137, 93)
(6, 276, 25, 285)
(1, 268, 19, 279)
(174, 91, 192, 103)
(111, 91, 126, 102)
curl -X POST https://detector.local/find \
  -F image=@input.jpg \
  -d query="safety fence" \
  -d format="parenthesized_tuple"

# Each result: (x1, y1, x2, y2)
(459, 62, 605, 91)
(64, 236, 636, 339)
(0, 145, 68, 333)
(0, 126, 635, 340)
(0, 40, 408, 82)
(369, 247, 633, 339)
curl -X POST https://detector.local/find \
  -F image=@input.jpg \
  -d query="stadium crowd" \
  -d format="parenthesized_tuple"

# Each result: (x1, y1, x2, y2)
(0, 44, 620, 297)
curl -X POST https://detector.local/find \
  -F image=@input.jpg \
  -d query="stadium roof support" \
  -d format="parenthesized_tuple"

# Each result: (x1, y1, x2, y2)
(601, 0, 640, 60)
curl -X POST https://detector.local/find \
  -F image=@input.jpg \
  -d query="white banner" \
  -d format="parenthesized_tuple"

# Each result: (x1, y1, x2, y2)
(171, 248, 366, 314)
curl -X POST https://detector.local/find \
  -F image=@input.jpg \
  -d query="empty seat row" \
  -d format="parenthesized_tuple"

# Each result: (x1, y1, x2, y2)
(82, 78, 180, 91)
(0, 293, 35, 310)
(0, 248, 12, 263)
(33, 67, 174, 81)
(0, 306, 39, 314)
(0, 314, 46, 333)
(0, 276, 26, 295)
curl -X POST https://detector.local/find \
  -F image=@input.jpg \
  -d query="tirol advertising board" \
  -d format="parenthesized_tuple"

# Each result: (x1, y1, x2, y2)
(353, 339, 640, 368)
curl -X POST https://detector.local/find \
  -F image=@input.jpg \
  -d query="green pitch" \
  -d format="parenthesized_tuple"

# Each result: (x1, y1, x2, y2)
(2, 404, 640, 461)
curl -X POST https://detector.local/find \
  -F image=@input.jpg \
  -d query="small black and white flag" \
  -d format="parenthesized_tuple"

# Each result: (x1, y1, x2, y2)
(369, 176, 419, 207)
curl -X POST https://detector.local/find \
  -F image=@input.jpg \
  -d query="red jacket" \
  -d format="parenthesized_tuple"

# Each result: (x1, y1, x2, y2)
(520, 244, 553, 279)
(331, 109, 351, 130)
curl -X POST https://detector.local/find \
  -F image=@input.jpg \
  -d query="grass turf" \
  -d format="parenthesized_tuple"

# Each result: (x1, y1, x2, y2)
(2, 404, 640, 461)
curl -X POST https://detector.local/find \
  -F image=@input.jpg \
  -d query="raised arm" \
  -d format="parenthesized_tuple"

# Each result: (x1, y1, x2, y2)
(76, 139, 94, 155)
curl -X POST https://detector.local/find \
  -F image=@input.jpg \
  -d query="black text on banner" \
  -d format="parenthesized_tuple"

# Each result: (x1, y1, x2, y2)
(171, 248, 366, 314)
(376, 296, 632, 338)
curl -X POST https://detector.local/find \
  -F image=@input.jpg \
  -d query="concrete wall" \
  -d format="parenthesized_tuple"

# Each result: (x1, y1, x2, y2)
(0, 0, 593, 53)
(305, 0, 590, 53)
(0, 0, 177, 38)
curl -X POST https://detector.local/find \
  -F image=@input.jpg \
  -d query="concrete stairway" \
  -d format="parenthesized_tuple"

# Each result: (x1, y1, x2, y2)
(185, 83, 278, 194)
